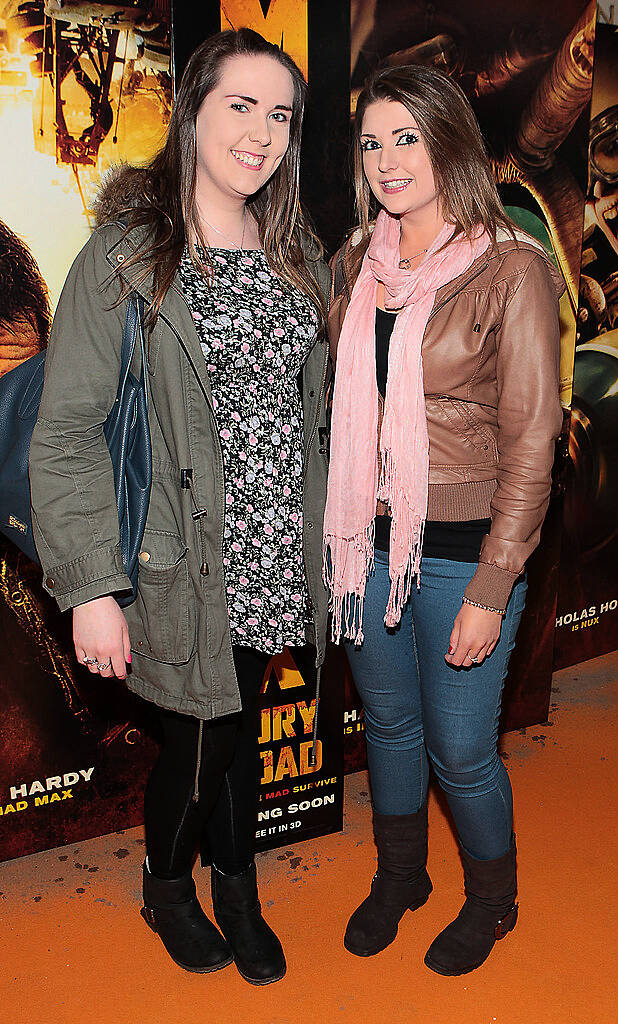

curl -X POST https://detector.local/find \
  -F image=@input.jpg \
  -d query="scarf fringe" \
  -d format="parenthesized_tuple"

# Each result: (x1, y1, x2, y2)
(323, 521, 375, 646)
(384, 517, 425, 627)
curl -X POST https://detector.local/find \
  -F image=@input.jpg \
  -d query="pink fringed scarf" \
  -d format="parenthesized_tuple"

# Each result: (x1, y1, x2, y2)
(323, 210, 491, 644)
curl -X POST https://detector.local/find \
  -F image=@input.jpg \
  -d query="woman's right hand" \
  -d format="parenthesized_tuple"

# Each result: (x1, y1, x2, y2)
(73, 596, 131, 679)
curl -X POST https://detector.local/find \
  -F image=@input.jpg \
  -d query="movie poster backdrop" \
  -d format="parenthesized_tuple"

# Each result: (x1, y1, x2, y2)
(0, 0, 174, 858)
(554, 17, 618, 669)
(330, 0, 596, 754)
(0, 0, 344, 859)
(0, 0, 608, 859)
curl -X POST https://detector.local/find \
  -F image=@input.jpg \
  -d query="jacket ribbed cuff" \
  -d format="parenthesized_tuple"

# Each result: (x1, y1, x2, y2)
(41, 544, 133, 612)
(463, 561, 521, 613)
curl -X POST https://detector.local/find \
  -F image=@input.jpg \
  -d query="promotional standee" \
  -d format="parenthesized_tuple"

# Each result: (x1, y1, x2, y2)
(255, 649, 343, 852)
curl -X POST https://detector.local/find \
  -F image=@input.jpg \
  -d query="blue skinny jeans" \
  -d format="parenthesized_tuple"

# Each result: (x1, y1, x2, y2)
(347, 549, 527, 860)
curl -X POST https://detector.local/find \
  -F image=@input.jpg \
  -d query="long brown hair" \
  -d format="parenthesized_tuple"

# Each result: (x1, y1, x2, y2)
(97, 29, 324, 324)
(353, 64, 515, 244)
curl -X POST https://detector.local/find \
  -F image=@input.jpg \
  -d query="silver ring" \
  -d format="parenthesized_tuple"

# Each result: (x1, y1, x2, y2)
(470, 655, 479, 664)
(98, 660, 111, 672)
(83, 656, 98, 666)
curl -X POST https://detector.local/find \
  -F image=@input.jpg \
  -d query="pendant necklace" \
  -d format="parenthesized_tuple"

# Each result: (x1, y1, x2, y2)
(399, 247, 428, 270)
(202, 208, 247, 250)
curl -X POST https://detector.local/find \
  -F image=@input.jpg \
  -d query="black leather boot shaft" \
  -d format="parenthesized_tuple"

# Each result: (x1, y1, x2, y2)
(344, 802, 433, 957)
(212, 861, 286, 985)
(141, 863, 232, 973)
(424, 836, 518, 976)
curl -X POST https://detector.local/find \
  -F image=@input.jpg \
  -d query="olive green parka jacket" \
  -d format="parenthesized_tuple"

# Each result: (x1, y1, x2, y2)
(29, 220, 331, 720)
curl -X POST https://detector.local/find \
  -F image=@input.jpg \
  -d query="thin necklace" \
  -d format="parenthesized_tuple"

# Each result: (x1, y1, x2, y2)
(202, 208, 247, 250)
(399, 247, 428, 270)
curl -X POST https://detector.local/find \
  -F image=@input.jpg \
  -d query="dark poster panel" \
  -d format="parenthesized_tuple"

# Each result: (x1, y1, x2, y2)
(171, 1, 346, 848)
(301, 0, 352, 255)
(554, 20, 618, 670)
(171, 0, 220, 83)
(336, 0, 594, 768)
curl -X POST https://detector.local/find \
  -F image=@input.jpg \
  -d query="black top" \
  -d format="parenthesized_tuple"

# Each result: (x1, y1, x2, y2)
(374, 307, 490, 561)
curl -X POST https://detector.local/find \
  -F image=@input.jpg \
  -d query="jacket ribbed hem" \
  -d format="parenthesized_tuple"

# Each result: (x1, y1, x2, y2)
(427, 479, 497, 521)
(464, 561, 521, 613)
(425, 480, 521, 611)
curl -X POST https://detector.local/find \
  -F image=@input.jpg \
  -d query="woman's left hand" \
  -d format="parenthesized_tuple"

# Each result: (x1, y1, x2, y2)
(445, 603, 503, 667)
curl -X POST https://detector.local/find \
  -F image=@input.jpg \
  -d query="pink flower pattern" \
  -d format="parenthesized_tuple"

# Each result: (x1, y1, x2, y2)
(179, 247, 318, 654)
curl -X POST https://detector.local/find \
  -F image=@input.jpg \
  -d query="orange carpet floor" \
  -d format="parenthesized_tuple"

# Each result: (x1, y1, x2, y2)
(1, 651, 616, 1024)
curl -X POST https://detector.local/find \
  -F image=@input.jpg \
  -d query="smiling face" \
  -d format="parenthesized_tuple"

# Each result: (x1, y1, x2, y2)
(195, 53, 295, 206)
(360, 99, 440, 224)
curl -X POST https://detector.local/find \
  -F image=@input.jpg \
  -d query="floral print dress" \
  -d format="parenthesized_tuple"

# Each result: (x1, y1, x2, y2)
(178, 247, 319, 655)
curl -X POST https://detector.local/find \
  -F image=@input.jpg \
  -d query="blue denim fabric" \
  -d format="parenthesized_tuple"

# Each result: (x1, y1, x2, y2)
(347, 549, 527, 860)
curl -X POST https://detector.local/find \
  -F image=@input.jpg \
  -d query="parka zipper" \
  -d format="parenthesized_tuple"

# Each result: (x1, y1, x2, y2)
(302, 333, 330, 766)
(157, 303, 231, 805)
(157, 305, 227, 571)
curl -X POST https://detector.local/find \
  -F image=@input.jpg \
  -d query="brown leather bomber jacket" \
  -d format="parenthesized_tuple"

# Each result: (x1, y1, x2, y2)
(327, 228, 565, 612)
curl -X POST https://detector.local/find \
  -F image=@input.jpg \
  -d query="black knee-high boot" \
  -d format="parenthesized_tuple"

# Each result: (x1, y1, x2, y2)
(424, 835, 518, 975)
(344, 801, 433, 956)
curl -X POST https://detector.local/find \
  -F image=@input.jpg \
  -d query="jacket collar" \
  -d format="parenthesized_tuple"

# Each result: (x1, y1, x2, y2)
(102, 222, 156, 302)
(337, 223, 565, 313)
(100, 221, 218, 408)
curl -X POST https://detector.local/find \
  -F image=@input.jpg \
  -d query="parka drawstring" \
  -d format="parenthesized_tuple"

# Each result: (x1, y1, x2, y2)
(193, 719, 204, 803)
(309, 663, 322, 767)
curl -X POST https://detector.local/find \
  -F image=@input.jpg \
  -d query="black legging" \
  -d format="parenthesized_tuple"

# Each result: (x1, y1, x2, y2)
(144, 645, 315, 878)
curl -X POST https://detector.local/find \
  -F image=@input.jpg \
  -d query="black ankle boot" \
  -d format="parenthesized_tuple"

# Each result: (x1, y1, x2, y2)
(211, 862, 286, 985)
(141, 862, 232, 973)
(424, 836, 518, 976)
(344, 801, 433, 957)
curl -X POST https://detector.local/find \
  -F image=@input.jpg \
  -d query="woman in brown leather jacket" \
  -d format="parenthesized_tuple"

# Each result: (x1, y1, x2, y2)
(323, 65, 563, 975)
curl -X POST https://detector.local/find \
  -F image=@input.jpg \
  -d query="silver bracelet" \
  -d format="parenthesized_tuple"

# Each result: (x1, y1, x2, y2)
(462, 596, 505, 616)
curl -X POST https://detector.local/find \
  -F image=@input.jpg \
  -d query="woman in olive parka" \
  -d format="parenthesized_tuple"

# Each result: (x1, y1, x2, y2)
(29, 30, 330, 985)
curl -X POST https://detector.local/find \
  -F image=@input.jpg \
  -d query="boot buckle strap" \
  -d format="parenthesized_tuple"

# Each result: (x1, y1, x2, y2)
(140, 906, 158, 932)
(494, 902, 518, 939)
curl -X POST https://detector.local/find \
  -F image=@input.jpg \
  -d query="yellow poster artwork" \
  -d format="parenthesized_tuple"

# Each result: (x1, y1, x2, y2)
(220, 0, 308, 79)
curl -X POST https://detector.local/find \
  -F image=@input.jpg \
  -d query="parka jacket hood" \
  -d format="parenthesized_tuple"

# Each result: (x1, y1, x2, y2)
(29, 208, 331, 721)
(91, 163, 151, 227)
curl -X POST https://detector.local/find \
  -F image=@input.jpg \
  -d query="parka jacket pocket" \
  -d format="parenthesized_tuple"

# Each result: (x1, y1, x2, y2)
(127, 530, 196, 664)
